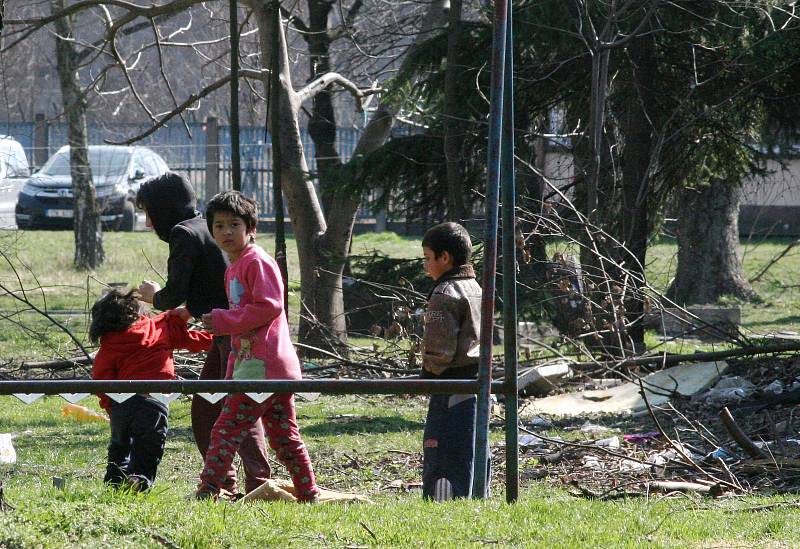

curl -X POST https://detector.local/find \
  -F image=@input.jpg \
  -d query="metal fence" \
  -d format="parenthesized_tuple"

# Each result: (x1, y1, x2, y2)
(0, 120, 370, 219)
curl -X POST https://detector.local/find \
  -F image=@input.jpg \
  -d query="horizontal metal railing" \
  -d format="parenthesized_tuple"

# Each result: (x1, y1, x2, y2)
(0, 379, 506, 395)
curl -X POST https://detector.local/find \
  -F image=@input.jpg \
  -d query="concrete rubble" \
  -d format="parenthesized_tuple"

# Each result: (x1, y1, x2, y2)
(527, 361, 728, 416)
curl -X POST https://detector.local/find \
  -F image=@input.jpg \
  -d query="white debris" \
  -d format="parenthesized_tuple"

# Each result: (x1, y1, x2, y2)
(528, 361, 728, 416)
(620, 459, 651, 472)
(0, 434, 16, 464)
(595, 436, 620, 449)
(580, 422, 610, 434)
(582, 455, 602, 468)
(518, 434, 545, 448)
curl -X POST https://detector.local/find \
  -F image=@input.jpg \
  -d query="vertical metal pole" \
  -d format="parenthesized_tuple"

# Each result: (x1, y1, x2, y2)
(501, 3, 519, 504)
(473, 0, 508, 500)
(205, 116, 220, 201)
(34, 113, 49, 169)
(269, 0, 289, 313)
(229, 0, 241, 191)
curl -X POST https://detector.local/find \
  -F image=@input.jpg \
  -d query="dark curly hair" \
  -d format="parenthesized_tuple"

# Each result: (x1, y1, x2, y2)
(89, 289, 142, 343)
(205, 190, 258, 234)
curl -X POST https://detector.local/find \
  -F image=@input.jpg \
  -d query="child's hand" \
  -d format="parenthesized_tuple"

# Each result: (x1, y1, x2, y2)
(201, 313, 214, 333)
(169, 306, 192, 322)
(138, 280, 161, 303)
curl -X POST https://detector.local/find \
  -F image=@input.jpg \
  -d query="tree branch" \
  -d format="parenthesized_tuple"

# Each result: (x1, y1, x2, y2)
(296, 72, 381, 110)
(4, 0, 204, 52)
(105, 68, 267, 145)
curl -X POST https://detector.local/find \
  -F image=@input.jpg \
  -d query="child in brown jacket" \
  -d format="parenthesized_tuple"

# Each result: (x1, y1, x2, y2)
(419, 222, 484, 500)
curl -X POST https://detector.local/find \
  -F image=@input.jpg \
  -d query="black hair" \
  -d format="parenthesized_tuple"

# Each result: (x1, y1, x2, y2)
(422, 222, 472, 266)
(135, 172, 197, 241)
(205, 190, 258, 234)
(89, 289, 141, 343)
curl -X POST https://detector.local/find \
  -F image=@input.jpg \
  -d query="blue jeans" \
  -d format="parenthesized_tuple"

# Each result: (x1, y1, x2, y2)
(422, 394, 482, 500)
(104, 395, 168, 489)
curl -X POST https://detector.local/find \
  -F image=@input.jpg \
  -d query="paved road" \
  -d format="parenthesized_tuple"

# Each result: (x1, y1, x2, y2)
(0, 212, 147, 231)
(0, 211, 15, 230)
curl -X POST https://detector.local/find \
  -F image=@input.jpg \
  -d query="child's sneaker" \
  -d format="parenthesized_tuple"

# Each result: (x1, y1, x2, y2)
(297, 492, 320, 504)
(122, 475, 149, 493)
(195, 488, 218, 501)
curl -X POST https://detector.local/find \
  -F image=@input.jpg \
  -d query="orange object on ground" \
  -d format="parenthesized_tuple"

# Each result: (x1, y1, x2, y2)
(61, 403, 110, 423)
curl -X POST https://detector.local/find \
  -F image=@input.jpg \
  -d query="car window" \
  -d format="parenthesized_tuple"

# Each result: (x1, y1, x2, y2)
(0, 145, 29, 178)
(151, 152, 169, 174)
(41, 148, 130, 177)
(7, 149, 29, 178)
(130, 152, 148, 177)
(141, 153, 161, 177)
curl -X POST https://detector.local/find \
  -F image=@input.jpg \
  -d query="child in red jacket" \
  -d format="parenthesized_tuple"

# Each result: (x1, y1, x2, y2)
(90, 288, 213, 491)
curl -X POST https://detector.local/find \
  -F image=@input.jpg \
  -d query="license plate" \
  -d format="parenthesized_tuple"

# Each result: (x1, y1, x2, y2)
(46, 209, 73, 218)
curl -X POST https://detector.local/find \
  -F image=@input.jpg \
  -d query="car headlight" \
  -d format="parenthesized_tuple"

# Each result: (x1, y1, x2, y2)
(20, 182, 41, 197)
(95, 183, 128, 198)
(94, 186, 112, 198)
(115, 181, 130, 197)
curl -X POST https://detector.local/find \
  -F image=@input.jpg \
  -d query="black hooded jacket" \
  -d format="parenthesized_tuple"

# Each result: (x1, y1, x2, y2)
(141, 175, 228, 317)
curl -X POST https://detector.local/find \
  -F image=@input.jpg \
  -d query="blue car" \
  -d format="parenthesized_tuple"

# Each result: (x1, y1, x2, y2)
(15, 145, 169, 231)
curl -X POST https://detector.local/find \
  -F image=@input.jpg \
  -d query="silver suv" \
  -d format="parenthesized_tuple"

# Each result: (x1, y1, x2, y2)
(0, 136, 30, 228)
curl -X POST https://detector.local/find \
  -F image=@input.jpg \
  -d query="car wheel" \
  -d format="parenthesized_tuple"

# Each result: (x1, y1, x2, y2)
(118, 200, 135, 232)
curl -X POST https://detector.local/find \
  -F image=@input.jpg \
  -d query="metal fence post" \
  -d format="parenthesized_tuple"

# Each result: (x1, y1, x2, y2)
(33, 113, 49, 169)
(501, 2, 519, 504)
(205, 116, 220, 202)
(473, 0, 508, 500)
(229, 0, 241, 192)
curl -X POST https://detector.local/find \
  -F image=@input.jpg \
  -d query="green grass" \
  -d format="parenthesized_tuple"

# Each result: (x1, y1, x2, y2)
(3, 230, 800, 361)
(0, 230, 421, 361)
(3, 395, 800, 548)
(3, 230, 800, 546)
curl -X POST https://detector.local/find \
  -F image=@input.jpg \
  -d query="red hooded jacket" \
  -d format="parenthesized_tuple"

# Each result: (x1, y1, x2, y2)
(92, 310, 213, 409)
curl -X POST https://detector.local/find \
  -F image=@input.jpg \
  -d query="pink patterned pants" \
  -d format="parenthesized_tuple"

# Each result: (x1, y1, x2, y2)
(198, 393, 319, 501)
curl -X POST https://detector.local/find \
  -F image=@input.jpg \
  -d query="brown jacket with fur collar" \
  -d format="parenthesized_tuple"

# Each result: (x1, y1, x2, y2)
(421, 264, 482, 378)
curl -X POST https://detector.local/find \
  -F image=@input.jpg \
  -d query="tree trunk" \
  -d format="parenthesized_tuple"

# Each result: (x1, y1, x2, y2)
(667, 179, 757, 304)
(252, 3, 346, 351)
(617, 32, 656, 349)
(306, 0, 341, 216)
(443, 0, 466, 222)
(514, 110, 550, 318)
(52, 0, 103, 270)
(249, 1, 449, 351)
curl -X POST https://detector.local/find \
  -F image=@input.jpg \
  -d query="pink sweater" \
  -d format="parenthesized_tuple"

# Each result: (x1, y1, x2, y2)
(210, 243, 302, 381)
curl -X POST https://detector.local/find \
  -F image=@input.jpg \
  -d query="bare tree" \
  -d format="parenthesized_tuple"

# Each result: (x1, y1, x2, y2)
(51, 0, 103, 270)
(6, 0, 448, 348)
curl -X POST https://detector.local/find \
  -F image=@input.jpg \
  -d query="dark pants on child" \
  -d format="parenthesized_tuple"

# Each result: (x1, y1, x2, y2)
(422, 393, 485, 501)
(105, 395, 168, 489)
(198, 393, 319, 501)
(190, 335, 272, 493)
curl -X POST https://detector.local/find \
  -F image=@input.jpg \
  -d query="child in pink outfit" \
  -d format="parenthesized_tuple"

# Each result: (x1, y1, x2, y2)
(196, 190, 319, 502)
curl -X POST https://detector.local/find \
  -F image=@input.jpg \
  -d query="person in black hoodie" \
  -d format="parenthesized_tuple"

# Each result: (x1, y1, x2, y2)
(136, 172, 271, 496)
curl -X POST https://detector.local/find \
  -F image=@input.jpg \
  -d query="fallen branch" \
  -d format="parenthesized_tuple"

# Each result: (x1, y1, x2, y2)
(542, 340, 800, 373)
(719, 407, 769, 459)
(645, 481, 713, 494)
(21, 354, 95, 370)
(639, 379, 743, 493)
